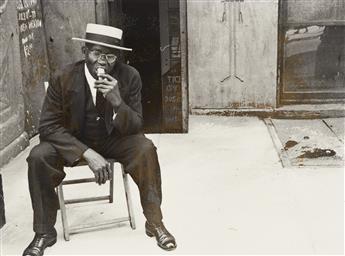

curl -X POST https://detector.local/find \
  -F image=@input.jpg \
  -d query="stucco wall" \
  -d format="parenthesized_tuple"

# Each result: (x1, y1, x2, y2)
(187, 0, 279, 109)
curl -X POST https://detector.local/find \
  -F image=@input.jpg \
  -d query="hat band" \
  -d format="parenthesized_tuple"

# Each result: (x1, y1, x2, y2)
(85, 33, 121, 47)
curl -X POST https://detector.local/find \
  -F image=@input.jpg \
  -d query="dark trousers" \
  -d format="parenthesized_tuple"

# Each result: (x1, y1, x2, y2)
(27, 134, 162, 234)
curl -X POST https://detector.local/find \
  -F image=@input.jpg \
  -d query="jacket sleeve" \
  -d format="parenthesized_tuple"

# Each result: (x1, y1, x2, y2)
(111, 69, 143, 135)
(38, 74, 88, 166)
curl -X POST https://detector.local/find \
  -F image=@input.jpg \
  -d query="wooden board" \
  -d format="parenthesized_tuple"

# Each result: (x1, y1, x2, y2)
(42, 0, 96, 74)
(16, 0, 50, 136)
(234, 0, 278, 108)
(0, 0, 26, 149)
(188, 0, 278, 109)
(187, 1, 230, 108)
(0, 0, 30, 167)
(159, 0, 185, 132)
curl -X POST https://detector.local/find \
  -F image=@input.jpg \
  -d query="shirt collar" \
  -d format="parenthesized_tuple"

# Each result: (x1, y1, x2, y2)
(84, 63, 97, 104)
(84, 63, 96, 86)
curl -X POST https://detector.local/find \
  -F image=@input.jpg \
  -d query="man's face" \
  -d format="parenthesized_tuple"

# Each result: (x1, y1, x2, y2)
(83, 44, 118, 78)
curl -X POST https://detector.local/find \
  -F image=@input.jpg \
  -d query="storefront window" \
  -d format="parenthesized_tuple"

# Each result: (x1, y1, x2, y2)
(284, 25, 344, 91)
(280, 0, 345, 103)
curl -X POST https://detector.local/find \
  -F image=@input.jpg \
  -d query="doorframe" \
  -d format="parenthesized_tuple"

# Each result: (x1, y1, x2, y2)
(276, 0, 285, 107)
(179, 0, 189, 133)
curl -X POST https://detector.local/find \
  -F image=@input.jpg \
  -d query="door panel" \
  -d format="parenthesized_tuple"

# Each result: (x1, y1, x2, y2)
(188, 1, 230, 108)
(188, 0, 278, 109)
(159, 0, 185, 132)
(235, 0, 278, 107)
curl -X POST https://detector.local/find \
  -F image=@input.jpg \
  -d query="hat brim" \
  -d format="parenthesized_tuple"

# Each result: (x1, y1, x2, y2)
(72, 37, 132, 51)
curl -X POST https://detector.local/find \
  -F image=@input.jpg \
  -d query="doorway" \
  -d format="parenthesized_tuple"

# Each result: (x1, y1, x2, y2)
(108, 0, 187, 133)
(113, 0, 163, 133)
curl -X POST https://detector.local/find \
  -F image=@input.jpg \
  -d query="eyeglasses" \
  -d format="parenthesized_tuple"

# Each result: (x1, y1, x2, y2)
(87, 49, 117, 64)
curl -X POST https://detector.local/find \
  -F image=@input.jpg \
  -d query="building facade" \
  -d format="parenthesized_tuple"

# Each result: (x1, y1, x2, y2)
(0, 0, 344, 167)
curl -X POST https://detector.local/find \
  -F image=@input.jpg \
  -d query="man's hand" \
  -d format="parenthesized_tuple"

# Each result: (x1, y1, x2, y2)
(94, 73, 122, 110)
(82, 148, 111, 185)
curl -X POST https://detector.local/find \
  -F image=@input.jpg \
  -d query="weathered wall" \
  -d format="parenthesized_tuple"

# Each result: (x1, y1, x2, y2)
(188, 0, 279, 109)
(42, 0, 99, 75)
(0, 0, 28, 167)
(16, 0, 50, 137)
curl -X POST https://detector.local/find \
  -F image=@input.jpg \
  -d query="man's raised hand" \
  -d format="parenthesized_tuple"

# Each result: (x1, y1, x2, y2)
(94, 73, 122, 109)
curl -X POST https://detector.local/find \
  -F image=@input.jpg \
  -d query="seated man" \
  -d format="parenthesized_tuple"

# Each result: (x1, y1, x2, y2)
(23, 23, 176, 256)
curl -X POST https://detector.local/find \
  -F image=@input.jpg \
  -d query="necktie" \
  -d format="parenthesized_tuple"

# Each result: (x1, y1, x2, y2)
(95, 90, 106, 119)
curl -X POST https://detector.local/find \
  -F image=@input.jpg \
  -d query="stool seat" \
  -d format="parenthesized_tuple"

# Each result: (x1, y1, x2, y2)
(57, 158, 136, 241)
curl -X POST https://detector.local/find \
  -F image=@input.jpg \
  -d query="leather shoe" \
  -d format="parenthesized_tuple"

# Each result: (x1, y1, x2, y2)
(145, 221, 177, 251)
(23, 229, 57, 256)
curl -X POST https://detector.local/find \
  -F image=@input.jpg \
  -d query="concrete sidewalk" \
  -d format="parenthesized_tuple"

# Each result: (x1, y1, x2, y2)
(0, 115, 343, 255)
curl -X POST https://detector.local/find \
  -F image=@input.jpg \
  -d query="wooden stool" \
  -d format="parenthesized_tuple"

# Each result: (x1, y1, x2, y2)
(56, 159, 136, 241)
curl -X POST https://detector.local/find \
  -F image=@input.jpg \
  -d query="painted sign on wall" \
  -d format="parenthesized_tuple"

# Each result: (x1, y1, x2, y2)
(16, 0, 49, 136)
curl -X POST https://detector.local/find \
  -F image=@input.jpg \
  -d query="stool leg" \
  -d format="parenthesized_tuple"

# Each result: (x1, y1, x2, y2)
(109, 161, 114, 203)
(121, 165, 136, 230)
(57, 184, 70, 241)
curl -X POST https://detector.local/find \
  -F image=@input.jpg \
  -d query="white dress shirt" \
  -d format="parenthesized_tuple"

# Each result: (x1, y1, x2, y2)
(84, 64, 97, 105)
(84, 64, 117, 120)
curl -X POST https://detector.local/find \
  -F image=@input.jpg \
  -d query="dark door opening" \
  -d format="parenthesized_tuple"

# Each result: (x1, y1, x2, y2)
(108, 0, 187, 133)
(121, 0, 162, 133)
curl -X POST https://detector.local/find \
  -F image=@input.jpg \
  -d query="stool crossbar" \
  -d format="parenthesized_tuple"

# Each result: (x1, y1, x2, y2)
(56, 159, 136, 241)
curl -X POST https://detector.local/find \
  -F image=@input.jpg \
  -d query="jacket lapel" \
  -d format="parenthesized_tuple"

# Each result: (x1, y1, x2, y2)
(104, 63, 126, 135)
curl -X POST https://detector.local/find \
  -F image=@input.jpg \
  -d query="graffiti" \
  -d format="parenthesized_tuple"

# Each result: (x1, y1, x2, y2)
(16, 1, 43, 58)
(16, 0, 37, 11)
(0, 0, 8, 15)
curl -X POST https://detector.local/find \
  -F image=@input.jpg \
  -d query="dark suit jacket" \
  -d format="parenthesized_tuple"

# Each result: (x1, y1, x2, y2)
(38, 60, 143, 166)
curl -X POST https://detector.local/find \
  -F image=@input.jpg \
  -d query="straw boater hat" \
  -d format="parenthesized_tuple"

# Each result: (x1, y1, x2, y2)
(72, 23, 132, 51)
